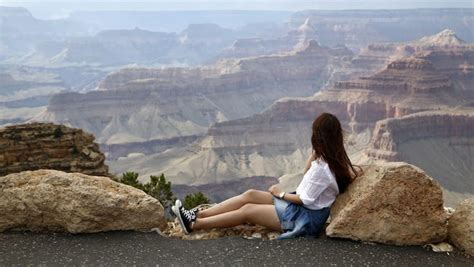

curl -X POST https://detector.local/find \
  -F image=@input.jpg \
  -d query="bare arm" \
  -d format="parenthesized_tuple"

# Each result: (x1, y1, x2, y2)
(280, 192, 303, 205)
(268, 185, 304, 205)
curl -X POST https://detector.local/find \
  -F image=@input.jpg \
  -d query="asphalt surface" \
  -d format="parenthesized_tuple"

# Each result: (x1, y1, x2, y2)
(1, 231, 472, 266)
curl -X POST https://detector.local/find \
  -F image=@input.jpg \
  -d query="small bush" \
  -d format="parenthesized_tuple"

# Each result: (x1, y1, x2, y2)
(118, 172, 175, 211)
(183, 192, 210, 210)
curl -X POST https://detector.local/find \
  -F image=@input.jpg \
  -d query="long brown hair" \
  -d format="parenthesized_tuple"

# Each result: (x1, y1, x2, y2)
(311, 113, 360, 193)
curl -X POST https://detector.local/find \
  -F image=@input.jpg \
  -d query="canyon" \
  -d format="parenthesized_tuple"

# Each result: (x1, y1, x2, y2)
(1, 6, 472, 207)
(35, 40, 352, 145)
(106, 30, 473, 206)
(1, 5, 474, 264)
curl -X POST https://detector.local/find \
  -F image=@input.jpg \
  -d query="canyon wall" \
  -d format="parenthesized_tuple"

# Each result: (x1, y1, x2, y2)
(35, 41, 352, 145)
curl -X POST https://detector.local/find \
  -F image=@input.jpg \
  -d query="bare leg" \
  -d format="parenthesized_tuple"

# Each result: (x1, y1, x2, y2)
(198, 189, 273, 218)
(192, 204, 281, 231)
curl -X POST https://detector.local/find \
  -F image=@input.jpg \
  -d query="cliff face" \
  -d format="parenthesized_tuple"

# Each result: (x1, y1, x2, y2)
(367, 110, 474, 161)
(36, 41, 351, 145)
(364, 109, 474, 203)
(0, 123, 109, 177)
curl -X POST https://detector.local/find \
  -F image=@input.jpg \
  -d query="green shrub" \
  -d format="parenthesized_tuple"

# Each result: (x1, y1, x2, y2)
(118, 172, 175, 211)
(183, 191, 210, 210)
(143, 174, 176, 210)
(119, 171, 144, 190)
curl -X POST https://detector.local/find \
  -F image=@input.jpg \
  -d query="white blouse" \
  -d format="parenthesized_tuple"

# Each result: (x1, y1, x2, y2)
(296, 158, 339, 210)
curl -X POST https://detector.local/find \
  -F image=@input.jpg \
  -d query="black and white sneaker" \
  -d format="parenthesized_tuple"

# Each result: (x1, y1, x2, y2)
(174, 199, 200, 218)
(172, 199, 197, 234)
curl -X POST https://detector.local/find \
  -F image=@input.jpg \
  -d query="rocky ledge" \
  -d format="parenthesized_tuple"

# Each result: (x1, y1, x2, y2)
(0, 122, 109, 177)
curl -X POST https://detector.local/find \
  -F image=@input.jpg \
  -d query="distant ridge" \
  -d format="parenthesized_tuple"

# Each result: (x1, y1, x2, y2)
(415, 29, 466, 46)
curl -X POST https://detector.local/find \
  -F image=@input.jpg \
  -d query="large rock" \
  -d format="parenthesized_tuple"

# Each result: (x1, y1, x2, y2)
(0, 169, 166, 233)
(326, 162, 447, 245)
(448, 198, 474, 257)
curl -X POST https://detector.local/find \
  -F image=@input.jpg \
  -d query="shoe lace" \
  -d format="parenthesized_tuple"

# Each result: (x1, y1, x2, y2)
(181, 207, 196, 221)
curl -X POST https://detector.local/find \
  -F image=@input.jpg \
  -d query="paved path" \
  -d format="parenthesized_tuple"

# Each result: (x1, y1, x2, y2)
(1, 231, 472, 266)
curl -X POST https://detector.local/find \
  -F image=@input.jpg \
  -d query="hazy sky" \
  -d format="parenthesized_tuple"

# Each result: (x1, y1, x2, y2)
(1, 0, 473, 19)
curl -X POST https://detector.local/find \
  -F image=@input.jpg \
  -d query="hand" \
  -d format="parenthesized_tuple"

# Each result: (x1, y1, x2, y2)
(268, 185, 281, 197)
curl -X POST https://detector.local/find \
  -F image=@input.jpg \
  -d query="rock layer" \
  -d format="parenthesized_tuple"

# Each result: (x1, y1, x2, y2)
(448, 198, 474, 257)
(0, 122, 109, 177)
(367, 109, 474, 162)
(0, 169, 166, 233)
(36, 41, 351, 145)
(326, 162, 447, 245)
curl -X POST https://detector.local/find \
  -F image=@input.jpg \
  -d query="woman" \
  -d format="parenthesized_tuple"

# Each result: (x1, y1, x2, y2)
(172, 112, 360, 239)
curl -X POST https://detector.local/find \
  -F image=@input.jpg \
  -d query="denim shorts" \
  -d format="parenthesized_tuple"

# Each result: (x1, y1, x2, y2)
(273, 193, 330, 240)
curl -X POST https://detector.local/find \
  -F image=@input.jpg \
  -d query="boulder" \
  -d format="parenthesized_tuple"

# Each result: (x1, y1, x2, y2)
(0, 169, 166, 233)
(326, 162, 447, 245)
(448, 198, 474, 257)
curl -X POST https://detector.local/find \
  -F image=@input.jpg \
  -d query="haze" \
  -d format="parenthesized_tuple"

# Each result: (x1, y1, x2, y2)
(2, 0, 473, 19)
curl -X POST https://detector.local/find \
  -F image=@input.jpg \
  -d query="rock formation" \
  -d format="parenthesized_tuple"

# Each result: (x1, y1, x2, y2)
(0, 169, 166, 233)
(0, 122, 109, 177)
(35, 41, 351, 145)
(216, 18, 321, 60)
(348, 29, 474, 82)
(448, 198, 474, 257)
(326, 162, 447, 246)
